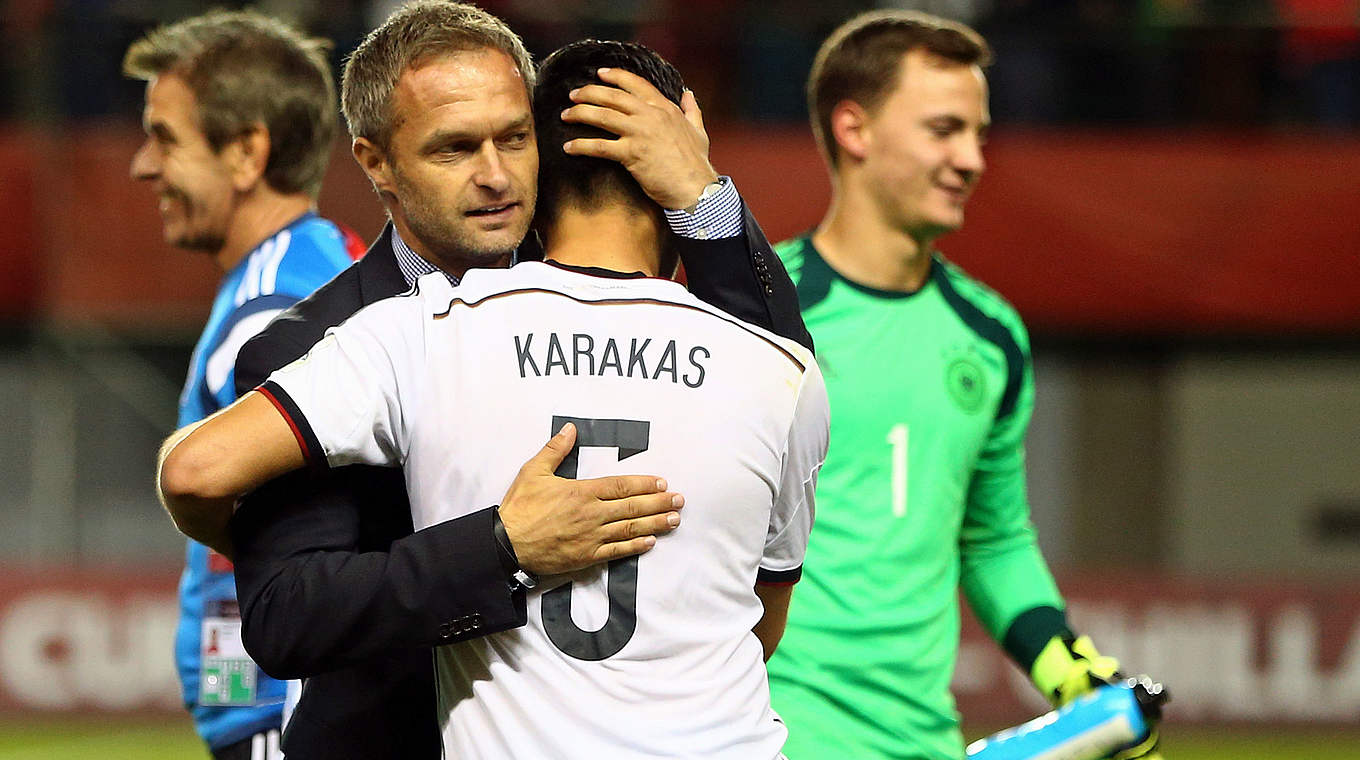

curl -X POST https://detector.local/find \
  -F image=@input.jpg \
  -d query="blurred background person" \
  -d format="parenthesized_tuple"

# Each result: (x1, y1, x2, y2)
(123, 10, 360, 759)
(1274, 0, 1360, 127)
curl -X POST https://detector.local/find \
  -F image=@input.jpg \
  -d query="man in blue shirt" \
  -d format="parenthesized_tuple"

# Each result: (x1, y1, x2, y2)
(124, 11, 362, 758)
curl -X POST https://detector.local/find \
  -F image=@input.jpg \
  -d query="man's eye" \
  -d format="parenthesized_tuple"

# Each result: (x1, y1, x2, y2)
(436, 144, 473, 158)
(503, 132, 529, 146)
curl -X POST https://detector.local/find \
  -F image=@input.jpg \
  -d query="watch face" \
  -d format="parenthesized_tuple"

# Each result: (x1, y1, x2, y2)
(683, 180, 724, 214)
(512, 569, 538, 590)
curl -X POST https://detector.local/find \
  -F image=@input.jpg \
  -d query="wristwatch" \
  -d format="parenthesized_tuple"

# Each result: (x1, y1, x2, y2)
(680, 177, 725, 215)
(491, 506, 539, 593)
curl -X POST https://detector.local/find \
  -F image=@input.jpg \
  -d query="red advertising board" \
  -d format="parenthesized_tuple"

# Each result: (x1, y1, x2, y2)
(958, 573, 1360, 726)
(0, 569, 181, 713)
(5, 126, 1359, 334)
(708, 128, 1360, 336)
(1, 567, 1356, 726)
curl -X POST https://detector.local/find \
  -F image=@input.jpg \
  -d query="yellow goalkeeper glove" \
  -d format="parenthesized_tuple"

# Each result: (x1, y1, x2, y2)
(1113, 737, 1162, 760)
(1030, 634, 1121, 707)
(1032, 636, 1166, 760)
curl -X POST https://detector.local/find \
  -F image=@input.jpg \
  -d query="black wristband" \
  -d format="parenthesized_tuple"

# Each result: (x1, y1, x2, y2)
(491, 506, 538, 592)
(1003, 605, 1073, 672)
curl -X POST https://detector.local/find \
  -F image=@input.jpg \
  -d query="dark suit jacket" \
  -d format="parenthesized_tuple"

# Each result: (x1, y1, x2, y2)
(230, 206, 809, 759)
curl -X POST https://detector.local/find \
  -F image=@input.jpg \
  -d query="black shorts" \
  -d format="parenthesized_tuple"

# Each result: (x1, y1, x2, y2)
(212, 729, 282, 760)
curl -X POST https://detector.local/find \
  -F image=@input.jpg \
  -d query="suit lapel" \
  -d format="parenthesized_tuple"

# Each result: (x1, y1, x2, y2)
(357, 223, 410, 306)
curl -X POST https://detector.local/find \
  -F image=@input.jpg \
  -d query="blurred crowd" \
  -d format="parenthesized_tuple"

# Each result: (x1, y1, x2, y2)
(1, 0, 1357, 128)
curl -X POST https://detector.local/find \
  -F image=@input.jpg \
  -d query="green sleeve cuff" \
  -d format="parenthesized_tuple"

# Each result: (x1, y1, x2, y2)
(1002, 604, 1072, 672)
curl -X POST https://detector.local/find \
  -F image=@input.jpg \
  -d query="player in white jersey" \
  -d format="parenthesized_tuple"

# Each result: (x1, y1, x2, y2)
(157, 41, 828, 758)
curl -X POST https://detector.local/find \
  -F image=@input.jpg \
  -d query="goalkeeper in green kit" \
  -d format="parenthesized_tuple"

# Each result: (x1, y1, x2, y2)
(766, 11, 1164, 760)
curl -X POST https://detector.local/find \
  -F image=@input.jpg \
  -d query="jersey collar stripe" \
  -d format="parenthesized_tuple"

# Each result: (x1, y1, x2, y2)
(432, 285, 807, 372)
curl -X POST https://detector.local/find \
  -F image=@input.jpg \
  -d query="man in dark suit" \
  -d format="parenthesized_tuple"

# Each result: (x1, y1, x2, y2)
(225, 3, 812, 758)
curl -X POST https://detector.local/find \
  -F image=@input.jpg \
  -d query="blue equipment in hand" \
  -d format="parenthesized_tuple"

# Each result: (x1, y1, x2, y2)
(965, 677, 1167, 760)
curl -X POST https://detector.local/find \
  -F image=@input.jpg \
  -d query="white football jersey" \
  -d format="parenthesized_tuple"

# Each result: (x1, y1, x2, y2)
(266, 261, 828, 759)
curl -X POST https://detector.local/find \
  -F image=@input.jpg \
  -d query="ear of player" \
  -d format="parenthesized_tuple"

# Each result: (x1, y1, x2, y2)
(1030, 634, 1169, 759)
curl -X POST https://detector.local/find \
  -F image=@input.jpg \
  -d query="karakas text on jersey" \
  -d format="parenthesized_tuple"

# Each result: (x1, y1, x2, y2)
(514, 332, 710, 388)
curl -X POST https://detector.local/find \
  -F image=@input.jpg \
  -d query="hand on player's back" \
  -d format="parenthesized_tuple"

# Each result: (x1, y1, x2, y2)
(561, 67, 719, 211)
(498, 422, 683, 575)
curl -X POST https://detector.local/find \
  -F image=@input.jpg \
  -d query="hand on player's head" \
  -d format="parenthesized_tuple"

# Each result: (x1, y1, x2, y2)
(536, 40, 717, 225)
(560, 66, 717, 211)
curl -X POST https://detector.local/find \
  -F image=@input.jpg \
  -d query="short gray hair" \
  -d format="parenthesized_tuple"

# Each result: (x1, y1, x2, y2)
(341, 1, 535, 148)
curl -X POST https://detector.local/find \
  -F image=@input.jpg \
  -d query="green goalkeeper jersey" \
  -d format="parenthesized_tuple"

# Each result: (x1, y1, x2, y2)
(767, 236, 1064, 760)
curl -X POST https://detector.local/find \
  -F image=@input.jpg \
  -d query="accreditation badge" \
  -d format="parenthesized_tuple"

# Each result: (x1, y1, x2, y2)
(199, 599, 258, 706)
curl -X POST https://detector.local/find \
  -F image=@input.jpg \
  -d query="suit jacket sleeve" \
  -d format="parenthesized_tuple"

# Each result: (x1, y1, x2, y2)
(231, 327, 526, 680)
(676, 200, 814, 351)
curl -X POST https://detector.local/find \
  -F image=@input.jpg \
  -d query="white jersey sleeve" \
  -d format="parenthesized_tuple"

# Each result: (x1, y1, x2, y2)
(758, 356, 828, 584)
(261, 293, 426, 469)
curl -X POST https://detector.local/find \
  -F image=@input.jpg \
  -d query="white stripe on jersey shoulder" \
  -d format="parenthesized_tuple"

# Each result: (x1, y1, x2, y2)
(434, 263, 814, 373)
(249, 728, 283, 760)
(205, 308, 285, 394)
(234, 229, 293, 306)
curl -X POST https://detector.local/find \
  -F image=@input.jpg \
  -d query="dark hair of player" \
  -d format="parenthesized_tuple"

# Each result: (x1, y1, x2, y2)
(809, 10, 992, 167)
(532, 40, 686, 233)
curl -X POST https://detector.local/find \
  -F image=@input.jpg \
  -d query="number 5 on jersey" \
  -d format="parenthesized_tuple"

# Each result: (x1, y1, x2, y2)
(544, 415, 651, 661)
